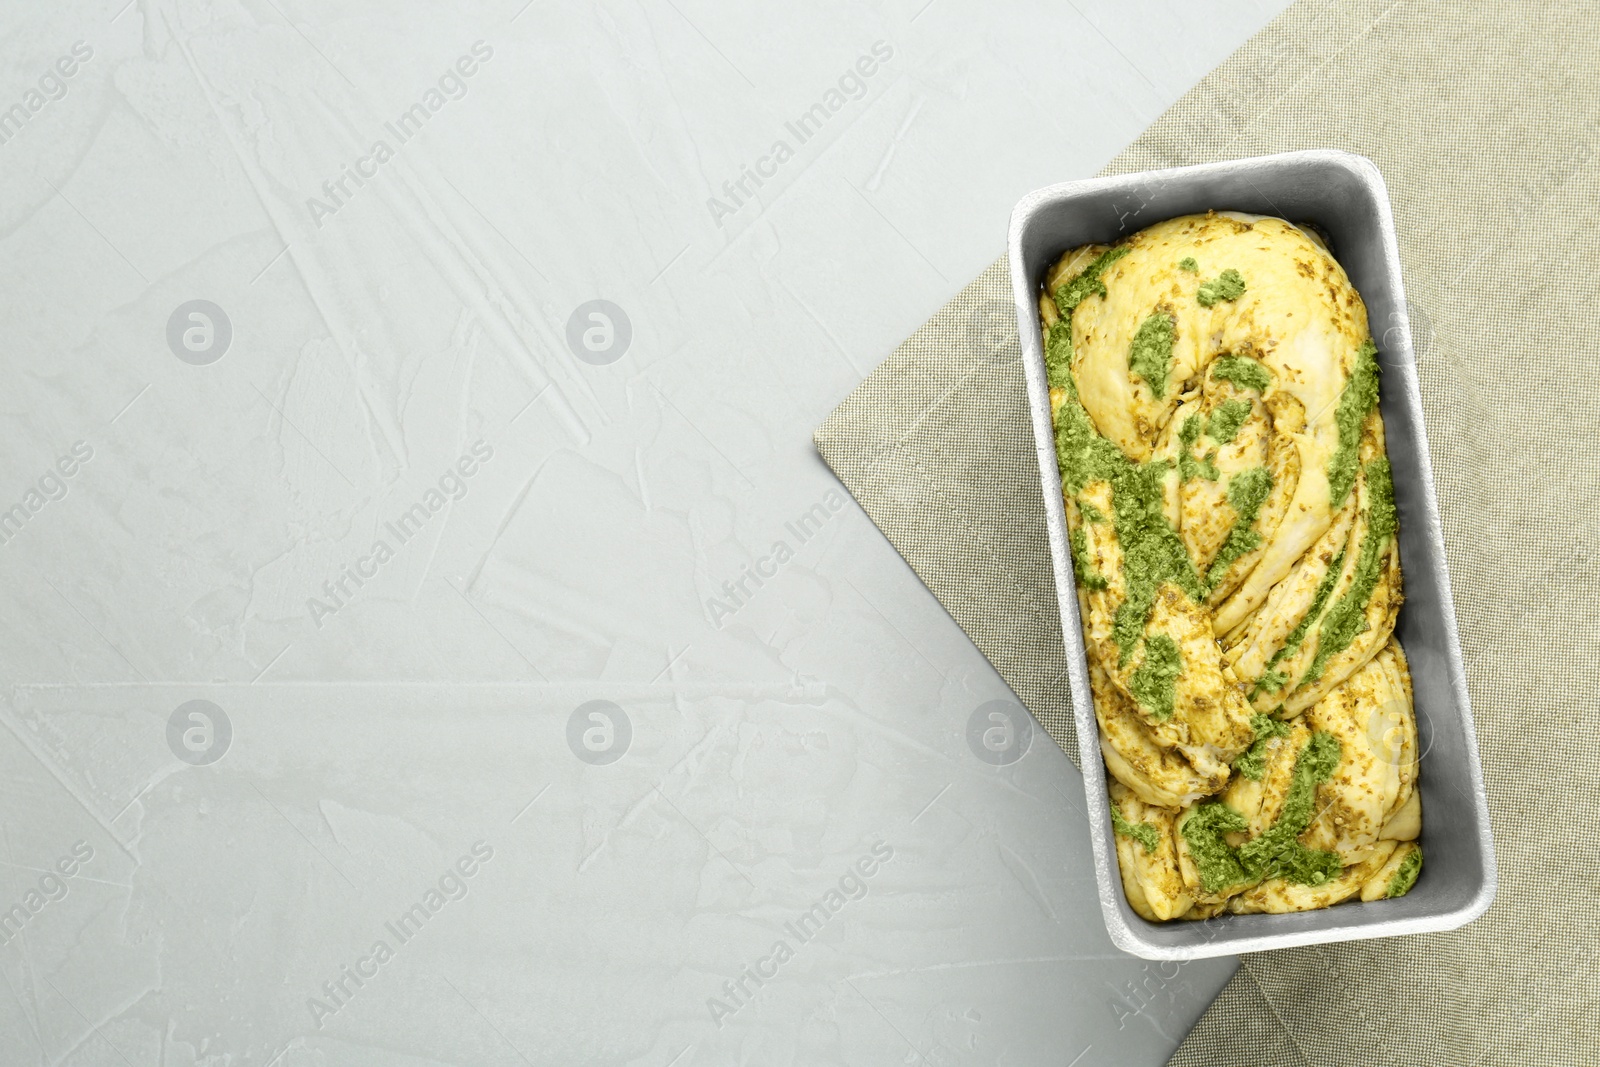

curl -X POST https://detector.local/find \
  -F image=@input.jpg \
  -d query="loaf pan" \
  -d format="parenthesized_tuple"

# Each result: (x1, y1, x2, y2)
(1007, 149, 1496, 960)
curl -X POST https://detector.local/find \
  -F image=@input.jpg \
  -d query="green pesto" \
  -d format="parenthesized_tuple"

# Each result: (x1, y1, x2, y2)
(1051, 369, 1125, 496)
(1179, 414, 1200, 448)
(1178, 256, 1198, 273)
(1053, 377, 1206, 663)
(1211, 354, 1271, 393)
(1326, 340, 1381, 508)
(1233, 713, 1292, 780)
(1205, 467, 1274, 589)
(1196, 268, 1246, 307)
(1236, 731, 1344, 886)
(1070, 526, 1109, 590)
(1296, 458, 1397, 689)
(1385, 847, 1423, 898)
(1053, 245, 1131, 317)
(1079, 501, 1105, 524)
(1108, 459, 1208, 662)
(1178, 416, 1220, 482)
(1111, 805, 1161, 854)
(1180, 802, 1252, 893)
(1185, 732, 1345, 894)
(1251, 545, 1349, 698)
(1044, 319, 1074, 389)
(1207, 399, 1253, 444)
(1266, 831, 1345, 886)
(1129, 634, 1183, 721)
(1253, 668, 1288, 698)
(1128, 311, 1177, 399)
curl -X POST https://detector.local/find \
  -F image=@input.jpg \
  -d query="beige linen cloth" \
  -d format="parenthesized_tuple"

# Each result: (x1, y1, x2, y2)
(814, 1, 1599, 1063)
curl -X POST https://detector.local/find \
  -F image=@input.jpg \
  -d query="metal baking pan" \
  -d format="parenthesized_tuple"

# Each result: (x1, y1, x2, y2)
(1007, 149, 1496, 960)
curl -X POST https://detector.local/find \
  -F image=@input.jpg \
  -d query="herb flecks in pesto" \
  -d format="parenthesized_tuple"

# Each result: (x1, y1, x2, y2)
(1296, 459, 1396, 689)
(1252, 546, 1348, 697)
(1327, 340, 1382, 508)
(1053, 245, 1131, 317)
(1236, 731, 1343, 886)
(1079, 501, 1105, 524)
(1052, 373, 1123, 496)
(1205, 467, 1274, 589)
(1178, 256, 1198, 273)
(1254, 669, 1289, 697)
(1129, 634, 1183, 721)
(1266, 830, 1345, 886)
(1181, 802, 1252, 893)
(1212, 354, 1271, 393)
(1185, 732, 1345, 893)
(1111, 806, 1161, 854)
(1234, 713, 1292, 780)
(1052, 376, 1203, 663)
(1070, 526, 1109, 590)
(1128, 311, 1177, 399)
(1385, 847, 1423, 897)
(1177, 416, 1220, 482)
(1207, 399, 1253, 444)
(1044, 319, 1074, 388)
(1108, 459, 1207, 662)
(1196, 268, 1246, 307)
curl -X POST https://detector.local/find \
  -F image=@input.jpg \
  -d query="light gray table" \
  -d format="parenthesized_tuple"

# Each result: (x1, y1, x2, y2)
(0, 2, 1287, 1063)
